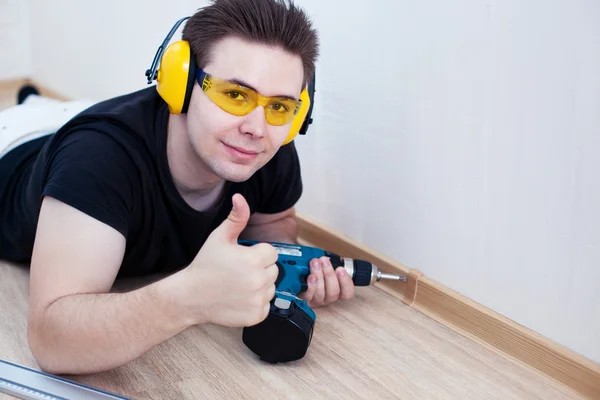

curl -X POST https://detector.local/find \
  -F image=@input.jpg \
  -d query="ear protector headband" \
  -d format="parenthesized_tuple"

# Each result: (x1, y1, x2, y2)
(145, 17, 315, 145)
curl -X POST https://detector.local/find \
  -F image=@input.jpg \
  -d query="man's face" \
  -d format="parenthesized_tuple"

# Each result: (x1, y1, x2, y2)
(184, 36, 304, 183)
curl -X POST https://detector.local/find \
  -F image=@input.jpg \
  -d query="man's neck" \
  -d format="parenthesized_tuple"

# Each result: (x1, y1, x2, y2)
(166, 114, 225, 211)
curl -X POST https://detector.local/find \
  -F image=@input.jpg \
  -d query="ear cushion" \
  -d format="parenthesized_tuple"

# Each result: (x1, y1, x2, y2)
(156, 40, 195, 114)
(283, 87, 311, 145)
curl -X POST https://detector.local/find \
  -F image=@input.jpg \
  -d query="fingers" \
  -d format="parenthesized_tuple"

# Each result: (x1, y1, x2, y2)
(260, 264, 278, 304)
(263, 282, 276, 304)
(301, 273, 317, 304)
(310, 258, 326, 304)
(263, 256, 358, 310)
(218, 193, 250, 242)
(304, 256, 356, 308)
(321, 257, 341, 304)
(336, 266, 356, 300)
(248, 242, 279, 266)
(265, 263, 279, 283)
(261, 302, 271, 321)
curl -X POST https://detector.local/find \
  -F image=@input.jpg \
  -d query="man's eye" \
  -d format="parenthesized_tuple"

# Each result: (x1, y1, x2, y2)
(271, 103, 289, 112)
(227, 91, 245, 100)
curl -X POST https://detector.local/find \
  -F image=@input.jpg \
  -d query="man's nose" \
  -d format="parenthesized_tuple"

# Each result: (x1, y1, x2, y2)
(240, 106, 267, 138)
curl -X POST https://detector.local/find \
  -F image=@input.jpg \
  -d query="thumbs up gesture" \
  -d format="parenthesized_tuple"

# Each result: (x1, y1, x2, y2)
(182, 193, 280, 328)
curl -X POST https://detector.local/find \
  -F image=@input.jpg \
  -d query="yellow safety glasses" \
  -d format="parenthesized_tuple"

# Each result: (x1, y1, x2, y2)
(196, 68, 302, 126)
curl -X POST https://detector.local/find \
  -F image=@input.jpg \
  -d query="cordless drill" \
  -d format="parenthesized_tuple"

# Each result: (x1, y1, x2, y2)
(238, 240, 406, 363)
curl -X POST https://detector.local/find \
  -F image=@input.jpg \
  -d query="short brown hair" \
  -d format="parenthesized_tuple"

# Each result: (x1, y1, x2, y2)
(182, 0, 319, 86)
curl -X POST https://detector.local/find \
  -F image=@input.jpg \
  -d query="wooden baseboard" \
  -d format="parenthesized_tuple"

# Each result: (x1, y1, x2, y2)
(296, 213, 600, 399)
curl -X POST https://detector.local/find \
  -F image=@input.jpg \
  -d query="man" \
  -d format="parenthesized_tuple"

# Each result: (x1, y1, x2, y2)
(0, 0, 355, 375)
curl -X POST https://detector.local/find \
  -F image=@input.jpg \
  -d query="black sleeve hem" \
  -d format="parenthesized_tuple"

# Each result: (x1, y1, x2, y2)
(43, 183, 129, 238)
(254, 142, 304, 215)
(256, 184, 303, 214)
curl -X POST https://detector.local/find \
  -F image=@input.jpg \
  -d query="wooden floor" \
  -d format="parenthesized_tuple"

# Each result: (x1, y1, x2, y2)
(0, 261, 584, 400)
(0, 83, 586, 399)
(0, 80, 25, 110)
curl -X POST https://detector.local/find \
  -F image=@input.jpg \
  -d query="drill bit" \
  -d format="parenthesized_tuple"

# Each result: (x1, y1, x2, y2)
(377, 270, 408, 282)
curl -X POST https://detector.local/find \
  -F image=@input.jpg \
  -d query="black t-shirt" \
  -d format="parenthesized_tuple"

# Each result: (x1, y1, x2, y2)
(0, 87, 303, 277)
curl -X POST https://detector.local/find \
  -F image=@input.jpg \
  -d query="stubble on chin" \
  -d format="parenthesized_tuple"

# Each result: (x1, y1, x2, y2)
(213, 150, 279, 183)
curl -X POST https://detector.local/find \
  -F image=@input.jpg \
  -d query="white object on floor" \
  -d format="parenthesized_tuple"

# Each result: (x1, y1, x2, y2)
(0, 94, 96, 158)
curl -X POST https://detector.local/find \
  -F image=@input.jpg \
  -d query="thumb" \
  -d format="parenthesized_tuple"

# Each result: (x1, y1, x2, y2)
(217, 193, 250, 242)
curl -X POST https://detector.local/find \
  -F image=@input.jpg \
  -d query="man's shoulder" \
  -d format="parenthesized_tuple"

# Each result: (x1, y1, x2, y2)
(32, 89, 167, 238)
(67, 87, 166, 129)
(48, 87, 168, 154)
(78, 87, 161, 114)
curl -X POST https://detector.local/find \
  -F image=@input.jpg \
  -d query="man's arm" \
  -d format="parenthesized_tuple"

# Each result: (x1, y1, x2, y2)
(27, 196, 196, 375)
(240, 206, 299, 243)
(28, 194, 281, 375)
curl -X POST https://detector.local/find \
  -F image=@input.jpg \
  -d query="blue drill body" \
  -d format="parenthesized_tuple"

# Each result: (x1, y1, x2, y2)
(238, 240, 326, 323)
(238, 239, 337, 363)
(237, 239, 401, 363)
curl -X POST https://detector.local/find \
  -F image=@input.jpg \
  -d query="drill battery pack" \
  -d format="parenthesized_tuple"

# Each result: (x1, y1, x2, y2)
(242, 292, 315, 363)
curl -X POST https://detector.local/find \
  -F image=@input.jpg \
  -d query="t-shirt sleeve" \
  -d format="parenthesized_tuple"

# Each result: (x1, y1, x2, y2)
(254, 141, 303, 214)
(41, 130, 136, 237)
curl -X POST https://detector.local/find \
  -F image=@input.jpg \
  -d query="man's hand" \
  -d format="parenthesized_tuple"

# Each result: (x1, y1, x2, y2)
(178, 193, 279, 327)
(299, 256, 356, 308)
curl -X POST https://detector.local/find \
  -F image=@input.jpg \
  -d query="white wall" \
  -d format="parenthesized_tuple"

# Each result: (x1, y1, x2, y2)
(0, 0, 32, 80)
(29, 0, 210, 100)
(19, 0, 600, 364)
(296, 0, 600, 365)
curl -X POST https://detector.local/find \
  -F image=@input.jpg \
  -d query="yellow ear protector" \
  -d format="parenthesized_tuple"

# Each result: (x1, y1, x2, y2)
(145, 17, 315, 145)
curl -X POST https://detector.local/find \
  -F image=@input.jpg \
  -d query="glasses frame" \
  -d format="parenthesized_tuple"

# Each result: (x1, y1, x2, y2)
(195, 68, 303, 125)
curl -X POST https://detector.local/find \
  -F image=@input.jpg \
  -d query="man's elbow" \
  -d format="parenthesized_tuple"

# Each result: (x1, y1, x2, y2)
(27, 313, 72, 374)
(241, 211, 299, 243)
(28, 319, 56, 373)
(285, 216, 299, 243)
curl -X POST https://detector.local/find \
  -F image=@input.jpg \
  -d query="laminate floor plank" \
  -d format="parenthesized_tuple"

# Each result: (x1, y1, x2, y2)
(0, 262, 584, 400)
(0, 80, 25, 111)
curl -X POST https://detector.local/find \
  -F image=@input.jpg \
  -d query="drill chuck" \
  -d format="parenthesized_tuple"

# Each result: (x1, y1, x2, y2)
(341, 257, 407, 285)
